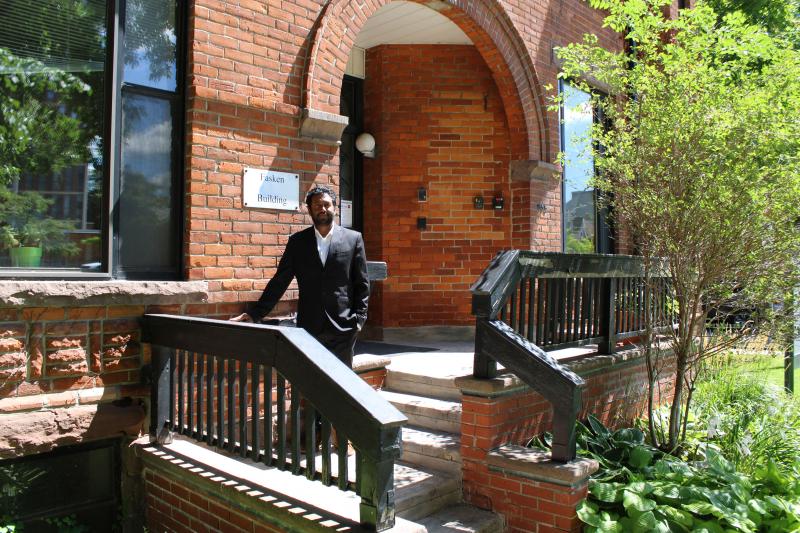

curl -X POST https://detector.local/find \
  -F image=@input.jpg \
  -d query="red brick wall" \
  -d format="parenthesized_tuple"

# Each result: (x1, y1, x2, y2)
(185, 0, 338, 308)
(363, 44, 513, 328)
(183, 0, 624, 314)
(145, 470, 284, 533)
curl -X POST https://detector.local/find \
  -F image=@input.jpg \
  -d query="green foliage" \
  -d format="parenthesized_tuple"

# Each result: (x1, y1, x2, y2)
(0, 188, 78, 255)
(701, 0, 800, 46)
(559, 0, 800, 452)
(575, 415, 800, 532)
(566, 233, 596, 253)
(689, 355, 800, 476)
(0, 48, 92, 187)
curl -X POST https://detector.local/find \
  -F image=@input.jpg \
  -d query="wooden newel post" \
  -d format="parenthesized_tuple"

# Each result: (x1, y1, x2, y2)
(551, 386, 581, 462)
(474, 319, 498, 379)
(358, 426, 402, 531)
(598, 277, 617, 354)
(150, 345, 173, 444)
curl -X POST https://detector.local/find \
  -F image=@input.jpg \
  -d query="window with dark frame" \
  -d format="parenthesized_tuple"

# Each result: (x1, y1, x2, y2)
(0, 0, 184, 279)
(560, 80, 613, 254)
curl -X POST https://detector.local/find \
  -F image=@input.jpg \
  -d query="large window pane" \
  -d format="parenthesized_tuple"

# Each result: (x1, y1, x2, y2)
(118, 93, 177, 273)
(123, 0, 177, 91)
(562, 82, 596, 253)
(0, 0, 106, 270)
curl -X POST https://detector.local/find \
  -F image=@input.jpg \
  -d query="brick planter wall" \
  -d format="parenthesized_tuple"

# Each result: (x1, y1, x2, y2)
(458, 347, 677, 532)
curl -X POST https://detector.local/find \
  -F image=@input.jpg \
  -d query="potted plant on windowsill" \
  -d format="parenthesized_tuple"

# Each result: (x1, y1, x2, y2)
(0, 188, 79, 268)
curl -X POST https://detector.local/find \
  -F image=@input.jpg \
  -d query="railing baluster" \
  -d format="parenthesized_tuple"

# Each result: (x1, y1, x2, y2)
(177, 350, 185, 434)
(509, 283, 517, 328)
(305, 406, 316, 480)
(276, 375, 287, 470)
(518, 274, 527, 336)
(216, 356, 224, 451)
(263, 365, 273, 466)
(321, 418, 332, 486)
(337, 431, 348, 491)
(206, 355, 214, 445)
(168, 349, 176, 432)
(547, 278, 557, 346)
(227, 359, 236, 453)
(638, 277, 645, 332)
(573, 278, 582, 342)
(290, 391, 301, 475)
(581, 278, 590, 339)
(251, 362, 260, 462)
(527, 278, 535, 342)
(536, 278, 545, 345)
(187, 352, 195, 437)
(556, 278, 567, 343)
(196, 353, 204, 440)
(565, 278, 574, 343)
(239, 361, 248, 457)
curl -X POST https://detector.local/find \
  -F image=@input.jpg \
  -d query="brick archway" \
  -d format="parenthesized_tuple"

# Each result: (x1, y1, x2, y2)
(304, 0, 549, 162)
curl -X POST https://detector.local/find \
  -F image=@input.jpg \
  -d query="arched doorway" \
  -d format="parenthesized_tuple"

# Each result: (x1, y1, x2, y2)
(306, 0, 552, 337)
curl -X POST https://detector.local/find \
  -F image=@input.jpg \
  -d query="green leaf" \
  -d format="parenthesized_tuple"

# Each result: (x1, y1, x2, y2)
(620, 510, 658, 533)
(588, 415, 611, 438)
(577, 500, 603, 527)
(651, 483, 681, 501)
(657, 505, 694, 528)
(682, 500, 716, 515)
(590, 481, 624, 503)
(628, 446, 654, 469)
(692, 520, 725, 533)
(623, 490, 657, 512)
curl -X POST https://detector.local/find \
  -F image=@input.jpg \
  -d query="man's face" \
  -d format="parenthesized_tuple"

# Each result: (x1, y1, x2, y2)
(309, 193, 336, 227)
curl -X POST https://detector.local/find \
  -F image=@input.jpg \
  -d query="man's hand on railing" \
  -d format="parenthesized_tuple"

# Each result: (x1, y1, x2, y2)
(229, 313, 253, 323)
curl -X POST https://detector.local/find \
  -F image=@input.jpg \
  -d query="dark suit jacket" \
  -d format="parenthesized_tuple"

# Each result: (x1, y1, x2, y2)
(247, 225, 369, 335)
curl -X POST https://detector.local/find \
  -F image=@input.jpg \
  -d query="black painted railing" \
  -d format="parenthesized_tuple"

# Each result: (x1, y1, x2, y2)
(142, 314, 406, 531)
(470, 251, 674, 461)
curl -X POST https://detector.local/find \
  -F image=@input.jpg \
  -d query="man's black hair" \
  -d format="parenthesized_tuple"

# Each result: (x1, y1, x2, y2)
(305, 184, 337, 207)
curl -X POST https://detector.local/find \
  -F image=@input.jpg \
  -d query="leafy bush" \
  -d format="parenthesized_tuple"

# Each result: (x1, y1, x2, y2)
(689, 356, 800, 476)
(575, 415, 800, 532)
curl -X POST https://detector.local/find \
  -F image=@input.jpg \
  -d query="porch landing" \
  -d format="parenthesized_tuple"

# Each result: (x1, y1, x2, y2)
(354, 338, 598, 379)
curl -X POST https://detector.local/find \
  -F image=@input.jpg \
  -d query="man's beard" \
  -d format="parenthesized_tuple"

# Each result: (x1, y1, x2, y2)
(312, 211, 334, 227)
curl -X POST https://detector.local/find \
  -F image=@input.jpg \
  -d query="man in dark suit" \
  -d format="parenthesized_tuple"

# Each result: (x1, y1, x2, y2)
(231, 185, 369, 366)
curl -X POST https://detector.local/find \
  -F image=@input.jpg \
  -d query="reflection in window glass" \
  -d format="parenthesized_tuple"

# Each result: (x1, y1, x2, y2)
(123, 0, 177, 91)
(0, 0, 106, 269)
(562, 82, 596, 253)
(119, 94, 176, 271)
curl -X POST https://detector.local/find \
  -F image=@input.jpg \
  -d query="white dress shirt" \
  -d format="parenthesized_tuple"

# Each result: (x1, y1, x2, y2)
(314, 222, 334, 266)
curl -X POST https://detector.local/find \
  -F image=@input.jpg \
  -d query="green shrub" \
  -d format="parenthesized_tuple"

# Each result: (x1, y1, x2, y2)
(574, 415, 800, 532)
(689, 355, 800, 476)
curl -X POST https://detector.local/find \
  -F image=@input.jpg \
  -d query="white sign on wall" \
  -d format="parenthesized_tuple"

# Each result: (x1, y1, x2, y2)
(242, 168, 299, 210)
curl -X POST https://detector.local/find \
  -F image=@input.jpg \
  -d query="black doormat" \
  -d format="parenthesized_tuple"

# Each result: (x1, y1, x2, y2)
(354, 340, 438, 356)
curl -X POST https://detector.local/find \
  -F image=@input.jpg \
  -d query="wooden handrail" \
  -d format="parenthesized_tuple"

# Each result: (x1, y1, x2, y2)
(142, 314, 406, 531)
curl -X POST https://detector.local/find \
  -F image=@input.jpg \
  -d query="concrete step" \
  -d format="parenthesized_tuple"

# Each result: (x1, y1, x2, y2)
(401, 425, 461, 475)
(417, 504, 505, 533)
(385, 369, 463, 400)
(394, 462, 461, 521)
(380, 390, 462, 433)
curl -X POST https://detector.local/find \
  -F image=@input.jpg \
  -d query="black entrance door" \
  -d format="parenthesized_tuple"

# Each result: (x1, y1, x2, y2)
(339, 75, 364, 231)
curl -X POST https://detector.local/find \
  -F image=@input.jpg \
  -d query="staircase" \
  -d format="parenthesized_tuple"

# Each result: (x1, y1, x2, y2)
(377, 351, 505, 532)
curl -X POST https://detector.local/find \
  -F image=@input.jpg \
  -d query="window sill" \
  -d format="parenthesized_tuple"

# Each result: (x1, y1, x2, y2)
(0, 280, 209, 307)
